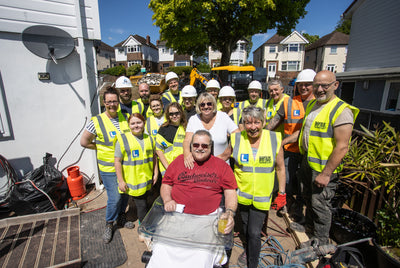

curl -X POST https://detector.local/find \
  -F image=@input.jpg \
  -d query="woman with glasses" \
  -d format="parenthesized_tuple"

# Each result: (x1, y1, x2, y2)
(218, 86, 242, 126)
(230, 106, 286, 268)
(114, 113, 158, 225)
(155, 102, 187, 176)
(145, 95, 165, 138)
(183, 92, 239, 168)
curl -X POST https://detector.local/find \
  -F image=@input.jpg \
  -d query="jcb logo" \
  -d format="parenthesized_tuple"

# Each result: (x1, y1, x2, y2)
(314, 121, 326, 129)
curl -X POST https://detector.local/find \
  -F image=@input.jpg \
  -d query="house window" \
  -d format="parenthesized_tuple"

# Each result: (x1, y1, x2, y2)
(127, 45, 141, 53)
(230, 59, 243, 66)
(128, 60, 141, 67)
(289, 44, 299, 52)
(105, 53, 108, 59)
(170, 49, 174, 55)
(269, 46, 276, 53)
(342, 63, 346, 72)
(330, 45, 337, 54)
(281, 61, 300, 71)
(238, 44, 245, 51)
(175, 61, 189, 67)
(161, 48, 165, 53)
(384, 81, 400, 112)
(163, 63, 170, 68)
(327, 64, 335, 72)
(306, 56, 309, 62)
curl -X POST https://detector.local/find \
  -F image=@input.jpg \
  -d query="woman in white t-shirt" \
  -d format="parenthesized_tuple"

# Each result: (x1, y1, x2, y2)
(183, 92, 239, 168)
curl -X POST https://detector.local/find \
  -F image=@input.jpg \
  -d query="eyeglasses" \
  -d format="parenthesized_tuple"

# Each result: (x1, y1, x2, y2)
(200, 102, 213, 108)
(221, 97, 234, 102)
(105, 101, 119, 105)
(169, 112, 180, 117)
(313, 81, 336, 90)
(243, 106, 263, 112)
(192, 143, 210, 149)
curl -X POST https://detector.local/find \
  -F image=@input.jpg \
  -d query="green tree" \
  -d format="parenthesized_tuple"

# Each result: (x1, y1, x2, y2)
(302, 33, 319, 46)
(126, 64, 141, 76)
(101, 65, 126, 76)
(149, 0, 309, 67)
(335, 18, 352, 35)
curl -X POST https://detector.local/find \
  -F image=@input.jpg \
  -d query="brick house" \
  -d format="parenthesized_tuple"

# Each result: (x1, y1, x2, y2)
(157, 40, 196, 73)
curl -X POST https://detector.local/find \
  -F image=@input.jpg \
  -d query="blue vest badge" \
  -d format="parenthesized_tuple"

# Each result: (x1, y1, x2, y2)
(161, 141, 168, 148)
(132, 150, 139, 158)
(109, 131, 116, 138)
(234, 102, 239, 108)
(240, 154, 249, 163)
(267, 111, 272, 117)
(152, 129, 158, 136)
(293, 110, 300, 116)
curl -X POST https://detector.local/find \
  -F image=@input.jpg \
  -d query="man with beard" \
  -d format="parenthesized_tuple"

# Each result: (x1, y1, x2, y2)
(147, 130, 238, 268)
(136, 82, 152, 119)
(115, 76, 141, 115)
(283, 70, 359, 247)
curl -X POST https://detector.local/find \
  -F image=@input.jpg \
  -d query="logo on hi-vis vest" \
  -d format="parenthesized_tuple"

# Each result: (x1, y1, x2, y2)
(267, 111, 272, 117)
(146, 149, 153, 156)
(109, 131, 116, 138)
(240, 154, 249, 163)
(234, 102, 239, 108)
(132, 150, 139, 158)
(177, 134, 185, 140)
(152, 129, 158, 136)
(259, 156, 271, 164)
(293, 110, 300, 116)
(161, 141, 168, 148)
(314, 121, 327, 129)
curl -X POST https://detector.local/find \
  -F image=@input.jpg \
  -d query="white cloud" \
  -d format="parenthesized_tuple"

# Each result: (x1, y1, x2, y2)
(109, 28, 125, 35)
(108, 36, 113, 40)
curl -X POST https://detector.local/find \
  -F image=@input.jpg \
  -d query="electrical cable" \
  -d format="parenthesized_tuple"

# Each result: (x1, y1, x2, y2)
(0, 154, 19, 207)
(14, 179, 58, 211)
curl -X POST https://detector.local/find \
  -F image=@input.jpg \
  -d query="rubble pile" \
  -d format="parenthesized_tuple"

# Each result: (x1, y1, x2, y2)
(138, 73, 165, 86)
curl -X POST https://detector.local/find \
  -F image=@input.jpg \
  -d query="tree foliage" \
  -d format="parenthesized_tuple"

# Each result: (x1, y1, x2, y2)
(302, 33, 319, 46)
(101, 65, 126, 76)
(335, 18, 352, 35)
(149, 0, 310, 66)
(126, 64, 141, 76)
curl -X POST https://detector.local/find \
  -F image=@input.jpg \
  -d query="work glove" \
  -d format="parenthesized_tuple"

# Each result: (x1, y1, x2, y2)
(271, 192, 286, 210)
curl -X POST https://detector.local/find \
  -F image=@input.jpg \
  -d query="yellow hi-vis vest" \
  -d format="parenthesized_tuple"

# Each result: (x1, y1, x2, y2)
(136, 98, 154, 118)
(238, 98, 267, 110)
(232, 107, 241, 126)
(117, 100, 141, 114)
(298, 97, 359, 173)
(155, 125, 186, 175)
(231, 130, 282, 211)
(162, 90, 183, 105)
(265, 94, 289, 125)
(146, 115, 164, 138)
(92, 112, 130, 172)
(115, 132, 154, 196)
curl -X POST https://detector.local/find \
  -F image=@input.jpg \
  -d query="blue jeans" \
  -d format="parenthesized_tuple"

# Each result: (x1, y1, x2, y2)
(99, 171, 129, 223)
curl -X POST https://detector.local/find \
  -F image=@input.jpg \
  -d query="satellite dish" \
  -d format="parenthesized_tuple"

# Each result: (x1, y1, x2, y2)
(22, 25, 75, 64)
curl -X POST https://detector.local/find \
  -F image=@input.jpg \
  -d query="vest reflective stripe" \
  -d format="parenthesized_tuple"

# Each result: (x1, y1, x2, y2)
(266, 94, 288, 123)
(233, 108, 241, 125)
(117, 101, 141, 114)
(299, 97, 359, 173)
(136, 99, 153, 118)
(155, 125, 185, 174)
(283, 95, 309, 152)
(162, 91, 183, 105)
(231, 130, 281, 211)
(239, 98, 267, 110)
(116, 132, 154, 196)
(146, 116, 162, 138)
(93, 112, 130, 172)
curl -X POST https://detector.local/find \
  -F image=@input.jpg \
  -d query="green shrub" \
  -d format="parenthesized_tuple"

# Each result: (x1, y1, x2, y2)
(196, 62, 211, 73)
(101, 65, 126, 76)
(127, 64, 141, 76)
(167, 66, 193, 76)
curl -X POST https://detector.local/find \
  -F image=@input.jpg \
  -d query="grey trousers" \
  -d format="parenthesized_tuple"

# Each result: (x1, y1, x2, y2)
(297, 154, 339, 244)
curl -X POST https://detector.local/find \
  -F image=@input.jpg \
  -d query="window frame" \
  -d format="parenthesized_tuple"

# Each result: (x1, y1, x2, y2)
(269, 46, 276, 53)
(381, 80, 400, 114)
(281, 61, 300, 71)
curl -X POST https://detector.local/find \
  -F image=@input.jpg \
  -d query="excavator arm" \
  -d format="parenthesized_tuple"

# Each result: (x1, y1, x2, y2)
(190, 68, 208, 87)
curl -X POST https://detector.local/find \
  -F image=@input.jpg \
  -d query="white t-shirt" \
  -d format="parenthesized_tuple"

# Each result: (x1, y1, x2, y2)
(186, 111, 238, 157)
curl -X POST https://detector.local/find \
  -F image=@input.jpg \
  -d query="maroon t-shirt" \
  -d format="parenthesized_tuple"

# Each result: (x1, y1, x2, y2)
(162, 154, 237, 215)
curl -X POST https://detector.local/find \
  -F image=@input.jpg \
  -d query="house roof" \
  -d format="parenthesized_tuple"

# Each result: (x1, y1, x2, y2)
(99, 41, 114, 52)
(114, 34, 157, 50)
(306, 31, 349, 51)
(254, 31, 308, 51)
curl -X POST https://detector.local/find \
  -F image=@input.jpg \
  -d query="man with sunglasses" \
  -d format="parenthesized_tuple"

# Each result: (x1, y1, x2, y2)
(148, 130, 237, 267)
(283, 70, 359, 247)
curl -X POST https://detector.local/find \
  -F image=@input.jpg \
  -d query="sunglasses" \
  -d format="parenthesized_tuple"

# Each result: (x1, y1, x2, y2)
(169, 112, 180, 117)
(192, 143, 210, 149)
(200, 102, 213, 108)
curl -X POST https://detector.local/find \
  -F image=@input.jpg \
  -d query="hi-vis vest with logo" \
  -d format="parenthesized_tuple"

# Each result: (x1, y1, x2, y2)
(238, 98, 267, 110)
(162, 90, 183, 105)
(231, 130, 281, 211)
(283, 95, 310, 153)
(136, 98, 154, 118)
(146, 115, 164, 138)
(115, 132, 154, 196)
(92, 112, 130, 172)
(117, 100, 141, 114)
(298, 97, 359, 173)
(265, 94, 289, 127)
(155, 125, 186, 175)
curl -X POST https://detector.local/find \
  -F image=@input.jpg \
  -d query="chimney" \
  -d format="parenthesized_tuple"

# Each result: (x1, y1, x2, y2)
(146, 35, 150, 45)
(156, 40, 159, 46)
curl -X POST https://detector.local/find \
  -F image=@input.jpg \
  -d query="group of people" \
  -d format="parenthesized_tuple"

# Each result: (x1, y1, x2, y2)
(80, 68, 359, 268)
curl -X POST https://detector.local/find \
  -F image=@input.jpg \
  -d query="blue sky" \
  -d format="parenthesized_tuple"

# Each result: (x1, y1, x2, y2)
(98, 0, 354, 62)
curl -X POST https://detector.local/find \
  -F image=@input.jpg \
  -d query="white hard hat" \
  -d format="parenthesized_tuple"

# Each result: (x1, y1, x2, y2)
(219, 86, 236, 98)
(115, 76, 132, 88)
(206, 79, 220, 89)
(248, 80, 262, 90)
(181, 85, 197, 97)
(296, 69, 316, 83)
(165, 72, 179, 84)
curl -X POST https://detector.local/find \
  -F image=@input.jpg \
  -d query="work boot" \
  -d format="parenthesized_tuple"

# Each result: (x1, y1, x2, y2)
(237, 251, 247, 268)
(117, 213, 135, 229)
(103, 222, 114, 244)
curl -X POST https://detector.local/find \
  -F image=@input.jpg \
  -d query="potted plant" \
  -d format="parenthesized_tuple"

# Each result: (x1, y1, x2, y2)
(339, 121, 400, 266)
